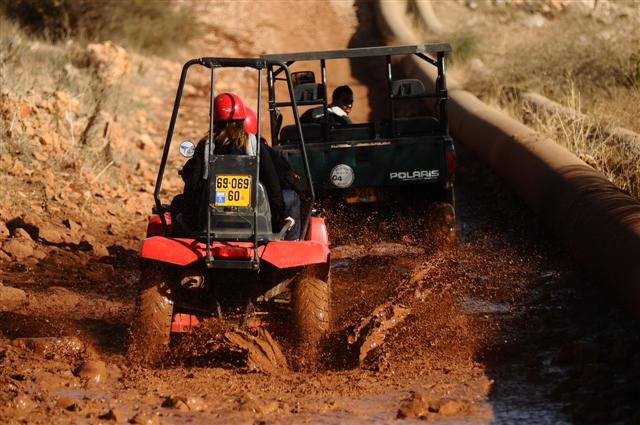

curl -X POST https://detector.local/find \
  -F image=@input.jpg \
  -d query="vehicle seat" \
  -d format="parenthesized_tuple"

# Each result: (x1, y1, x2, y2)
(329, 124, 375, 142)
(279, 123, 323, 143)
(294, 83, 325, 102)
(209, 183, 280, 241)
(391, 79, 426, 97)
(394, 116, 442, 137)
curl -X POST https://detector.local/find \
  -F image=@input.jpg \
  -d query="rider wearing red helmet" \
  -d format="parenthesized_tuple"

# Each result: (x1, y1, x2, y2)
(179, 93, 293, 235)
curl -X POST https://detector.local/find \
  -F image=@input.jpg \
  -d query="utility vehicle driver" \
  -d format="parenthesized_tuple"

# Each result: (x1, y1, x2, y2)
(302, 85, 353, 125)
(178, 92, 295, 236)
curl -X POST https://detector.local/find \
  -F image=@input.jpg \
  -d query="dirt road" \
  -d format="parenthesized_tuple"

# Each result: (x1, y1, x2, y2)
(1, 2, 639, 424)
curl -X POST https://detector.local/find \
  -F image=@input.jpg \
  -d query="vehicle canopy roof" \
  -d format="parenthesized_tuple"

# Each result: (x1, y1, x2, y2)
(260, 43, 451, 62)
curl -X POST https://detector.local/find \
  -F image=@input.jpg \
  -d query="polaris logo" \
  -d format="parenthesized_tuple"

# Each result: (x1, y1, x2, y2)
(389, 170, 439, 181)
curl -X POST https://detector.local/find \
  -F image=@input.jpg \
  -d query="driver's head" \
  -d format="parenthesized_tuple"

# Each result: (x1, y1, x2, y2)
(332, 85, 353, 114)
(214, 92, 246, 121)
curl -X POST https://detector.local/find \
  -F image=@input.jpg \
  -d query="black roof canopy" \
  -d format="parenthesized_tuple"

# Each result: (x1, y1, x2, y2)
(260, 44, 451, 62)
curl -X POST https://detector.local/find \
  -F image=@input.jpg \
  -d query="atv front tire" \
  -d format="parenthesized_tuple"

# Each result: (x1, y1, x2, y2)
(292, 276, 330, 349)
(129, 264, 174, 365)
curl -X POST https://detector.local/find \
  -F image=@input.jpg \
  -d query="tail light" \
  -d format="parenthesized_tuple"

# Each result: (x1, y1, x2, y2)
(213, 246, 251, 259)
(447, 150, 456, 177)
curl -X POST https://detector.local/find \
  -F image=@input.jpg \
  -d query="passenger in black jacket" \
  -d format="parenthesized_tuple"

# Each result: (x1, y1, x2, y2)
(175, 93, 293, 234)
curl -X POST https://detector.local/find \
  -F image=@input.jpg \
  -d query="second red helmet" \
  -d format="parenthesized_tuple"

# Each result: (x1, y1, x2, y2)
(214, 92, 246, 121)
(243, 107, 258, 135)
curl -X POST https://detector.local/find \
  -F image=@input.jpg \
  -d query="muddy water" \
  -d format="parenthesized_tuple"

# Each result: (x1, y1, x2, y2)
(3, 154, 640, 423)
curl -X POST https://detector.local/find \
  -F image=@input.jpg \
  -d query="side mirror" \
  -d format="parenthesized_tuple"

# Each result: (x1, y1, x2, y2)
(179, 140, 195, 158)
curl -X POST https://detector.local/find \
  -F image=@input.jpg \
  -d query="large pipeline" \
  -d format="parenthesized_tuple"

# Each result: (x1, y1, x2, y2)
(375, 1, 640, 317)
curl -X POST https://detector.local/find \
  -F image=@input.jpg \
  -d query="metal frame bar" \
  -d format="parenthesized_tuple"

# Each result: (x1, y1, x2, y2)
(261, 43, 451, 62)
(280, 64, 315, 238)
(205, 66, 215, 266)
(154, 57, 316, 252)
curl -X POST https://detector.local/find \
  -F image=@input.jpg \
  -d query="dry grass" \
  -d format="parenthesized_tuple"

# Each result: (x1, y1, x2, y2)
(456, 6, 640, 199)
(510, 85, 640, 199)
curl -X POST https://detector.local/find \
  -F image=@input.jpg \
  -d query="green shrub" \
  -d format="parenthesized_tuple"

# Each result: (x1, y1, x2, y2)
(447, 34, 477, 65)
(0, 0, 200, 56)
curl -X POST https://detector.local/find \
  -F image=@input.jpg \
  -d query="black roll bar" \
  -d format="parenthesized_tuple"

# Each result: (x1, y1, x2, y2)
(153, 57, 315, 246)
(280, 64, 315, 239)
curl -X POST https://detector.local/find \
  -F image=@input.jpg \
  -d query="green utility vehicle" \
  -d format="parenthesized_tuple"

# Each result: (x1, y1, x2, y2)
(261, 44, 455, 208)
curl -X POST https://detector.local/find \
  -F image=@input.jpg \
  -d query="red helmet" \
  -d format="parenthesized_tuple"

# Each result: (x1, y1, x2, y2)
(214, 92, 246, 121)
(244, 107, 257, 135)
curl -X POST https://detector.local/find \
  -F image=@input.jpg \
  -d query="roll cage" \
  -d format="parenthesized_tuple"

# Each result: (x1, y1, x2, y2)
(152, 57, 316, 268)
(260, 43, 452, 143)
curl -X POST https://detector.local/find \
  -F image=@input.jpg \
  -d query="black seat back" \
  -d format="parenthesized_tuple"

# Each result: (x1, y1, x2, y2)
(391, 79, 426, 97)
(279, 123, 322, 143)
(207, 155, 274, 241)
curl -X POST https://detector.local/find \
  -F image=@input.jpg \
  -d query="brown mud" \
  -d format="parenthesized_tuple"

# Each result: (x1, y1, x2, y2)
(2, 1, 640, 424)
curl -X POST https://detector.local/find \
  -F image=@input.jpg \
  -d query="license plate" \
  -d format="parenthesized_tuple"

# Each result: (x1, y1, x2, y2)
(214, 175, 251, 207)
(344, 187, 384, 204)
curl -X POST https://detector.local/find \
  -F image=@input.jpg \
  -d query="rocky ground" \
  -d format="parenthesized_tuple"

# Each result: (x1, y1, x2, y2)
(1, 1, 640, 424)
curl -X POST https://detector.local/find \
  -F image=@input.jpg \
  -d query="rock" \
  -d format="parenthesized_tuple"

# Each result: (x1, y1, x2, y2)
(32, 249, 46, 260)
(161, 396, 189, 411)
(12, 227, 32, 240)
(0, 250, 11, 262)
(39, 225, 68, 244)
(5, 216, 40, 239)
(2, 239, 34, 260)
(130, 411, 160, 425)
(136, 134, 153, 150)
(397, 393, 465, 418)
(0, 284, 27, 311)
(91, 242, 110, 258)
(99, 408, 126, 422)
(185, 396, 208, 412)
(11, 394, 35, 417)
(432, 398, 464, 415)
(77, 360, 107, 385)
(236, 393, 279, 415)
(0, 221, 9, 238)
(63, 218, 82, 234)
(56, 395, 82, 411)
(12, 336, 86, 359)
(86, 41, 130, 86)
(397, 392, 431, 419)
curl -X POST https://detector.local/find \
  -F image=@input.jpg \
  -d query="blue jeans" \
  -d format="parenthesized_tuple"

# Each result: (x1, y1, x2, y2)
(282, 189, 301, 240)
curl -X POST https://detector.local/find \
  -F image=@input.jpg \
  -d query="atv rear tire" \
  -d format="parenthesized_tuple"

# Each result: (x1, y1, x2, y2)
(292, 276, 330, 349)
(129, 264, 174, 366)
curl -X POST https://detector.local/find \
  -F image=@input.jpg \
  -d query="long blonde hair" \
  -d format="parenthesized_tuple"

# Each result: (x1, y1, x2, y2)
(214, 121, 247, 153)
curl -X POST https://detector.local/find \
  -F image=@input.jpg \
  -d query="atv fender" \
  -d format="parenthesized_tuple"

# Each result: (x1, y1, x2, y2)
(260, 241, 329, 269)
(307, 216, 329, 245)
(140, 237, 205, 266)
(146, 214, 172, 237)
(141, 218, 330, 267)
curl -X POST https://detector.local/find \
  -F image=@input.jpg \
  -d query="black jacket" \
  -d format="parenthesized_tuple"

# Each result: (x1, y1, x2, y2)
(179, 138, 285, 232)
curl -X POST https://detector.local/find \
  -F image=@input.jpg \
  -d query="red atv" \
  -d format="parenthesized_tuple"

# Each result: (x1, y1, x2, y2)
(130, 58, 331, 365)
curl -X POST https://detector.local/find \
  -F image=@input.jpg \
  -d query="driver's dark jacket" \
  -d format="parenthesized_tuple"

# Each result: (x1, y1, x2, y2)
(178, 138, 285, 232)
